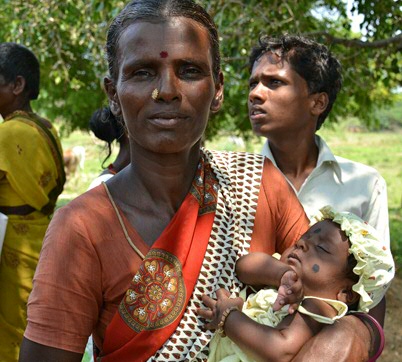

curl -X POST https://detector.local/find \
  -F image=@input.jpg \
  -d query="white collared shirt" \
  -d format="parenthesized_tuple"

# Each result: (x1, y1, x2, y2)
(262, 135, 390, 247)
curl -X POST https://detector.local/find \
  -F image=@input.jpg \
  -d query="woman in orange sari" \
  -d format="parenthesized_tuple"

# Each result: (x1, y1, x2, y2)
(0, 42, 65, 361)
(20, 1, 375, 361)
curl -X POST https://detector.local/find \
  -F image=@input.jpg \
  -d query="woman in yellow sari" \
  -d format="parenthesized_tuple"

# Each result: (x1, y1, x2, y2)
(0, 42, 65, 361)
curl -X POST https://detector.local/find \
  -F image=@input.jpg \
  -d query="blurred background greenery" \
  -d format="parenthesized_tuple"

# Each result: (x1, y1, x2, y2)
(1, 0, 401, 138)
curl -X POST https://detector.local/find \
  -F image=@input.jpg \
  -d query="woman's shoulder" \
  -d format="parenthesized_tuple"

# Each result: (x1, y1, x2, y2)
(0, 112, 55, 144)
(54, 185, 110, 222)
(46, 185, 117, 252)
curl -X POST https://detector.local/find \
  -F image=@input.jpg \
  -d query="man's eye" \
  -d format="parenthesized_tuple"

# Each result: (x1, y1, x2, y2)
(269, 79, 282, 86)
(249, 81, 257, 89)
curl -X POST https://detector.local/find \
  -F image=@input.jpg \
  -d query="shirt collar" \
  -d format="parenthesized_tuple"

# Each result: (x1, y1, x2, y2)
(261, 140, 278, 166)
(262, 135, 343, 183)
(315, 135, 342, 182)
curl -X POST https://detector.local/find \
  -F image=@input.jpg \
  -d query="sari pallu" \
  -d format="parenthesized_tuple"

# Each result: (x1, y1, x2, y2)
(99, 150, 265, 362)
(0, 111, 65, 361)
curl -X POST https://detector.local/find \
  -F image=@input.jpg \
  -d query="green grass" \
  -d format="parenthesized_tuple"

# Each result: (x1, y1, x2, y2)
(58, 123, 402, 273)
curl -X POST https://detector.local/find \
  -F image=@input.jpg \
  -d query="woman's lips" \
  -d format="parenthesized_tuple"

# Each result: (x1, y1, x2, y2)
(148, 112, 188, 128)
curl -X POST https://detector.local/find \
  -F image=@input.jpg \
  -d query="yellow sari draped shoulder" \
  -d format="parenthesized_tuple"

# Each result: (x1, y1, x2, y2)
(0, 111, 65, 362)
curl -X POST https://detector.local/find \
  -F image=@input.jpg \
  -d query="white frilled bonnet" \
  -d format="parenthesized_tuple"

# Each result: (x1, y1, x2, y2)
(313, 206, 395, 313)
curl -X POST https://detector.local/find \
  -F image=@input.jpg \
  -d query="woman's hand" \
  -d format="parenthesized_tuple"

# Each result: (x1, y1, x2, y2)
(273, 269, 303, 314)
(196, 288, 244, 331)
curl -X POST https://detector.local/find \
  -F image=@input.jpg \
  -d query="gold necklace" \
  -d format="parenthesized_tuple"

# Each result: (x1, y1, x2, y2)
(103, 182, 145, 260)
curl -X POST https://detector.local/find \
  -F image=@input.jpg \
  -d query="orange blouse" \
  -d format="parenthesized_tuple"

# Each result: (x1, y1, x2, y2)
(25, 158, 308, 354)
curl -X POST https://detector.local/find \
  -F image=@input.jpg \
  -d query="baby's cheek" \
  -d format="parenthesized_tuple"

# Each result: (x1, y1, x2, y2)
(280, 249, 291, 262)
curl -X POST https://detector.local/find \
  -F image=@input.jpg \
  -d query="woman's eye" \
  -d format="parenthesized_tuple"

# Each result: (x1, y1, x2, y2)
(181, 66, 202, 78)
(133, 70, 152, 78)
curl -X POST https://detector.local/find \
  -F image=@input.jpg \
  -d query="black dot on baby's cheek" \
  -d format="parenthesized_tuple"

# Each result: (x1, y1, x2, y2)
(312, 264, 320, 273)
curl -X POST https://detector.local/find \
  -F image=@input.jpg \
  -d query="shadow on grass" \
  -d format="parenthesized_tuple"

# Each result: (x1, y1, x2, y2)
(390, 207, 402, 275)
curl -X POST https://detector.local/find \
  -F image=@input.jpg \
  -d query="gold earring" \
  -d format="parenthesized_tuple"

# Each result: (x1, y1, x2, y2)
(152, 88, 159, 100)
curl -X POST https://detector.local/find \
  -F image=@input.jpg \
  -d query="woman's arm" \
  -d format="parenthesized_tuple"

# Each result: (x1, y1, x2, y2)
(19, 338, 83, 362)
(292, 315, 371, 362)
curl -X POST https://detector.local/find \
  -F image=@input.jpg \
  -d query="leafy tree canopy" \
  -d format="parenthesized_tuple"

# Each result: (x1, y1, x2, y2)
(1, 0, 400, 138)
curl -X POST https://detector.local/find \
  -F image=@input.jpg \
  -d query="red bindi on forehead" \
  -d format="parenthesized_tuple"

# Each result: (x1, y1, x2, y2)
(160, 51, 168, 58)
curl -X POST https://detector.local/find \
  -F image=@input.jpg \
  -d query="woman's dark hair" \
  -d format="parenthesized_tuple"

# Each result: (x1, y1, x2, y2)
(249, 34, 342, 130)
(345, 253, 359, 285)
(0, 42, 40, 100)
(106, 0, 221, 81)
(89, 106, 126, 167)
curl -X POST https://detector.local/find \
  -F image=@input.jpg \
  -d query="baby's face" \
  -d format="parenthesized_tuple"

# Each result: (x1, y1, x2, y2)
(281, 220, 351, 298)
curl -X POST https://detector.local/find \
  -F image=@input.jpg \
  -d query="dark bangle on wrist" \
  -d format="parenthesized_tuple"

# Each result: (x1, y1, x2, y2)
(217, 306, 239, 337)
(351, 312, 385, 361)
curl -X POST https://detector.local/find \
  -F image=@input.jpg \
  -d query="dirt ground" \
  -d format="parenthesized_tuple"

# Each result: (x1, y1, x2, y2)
(380, 273, 402, 361)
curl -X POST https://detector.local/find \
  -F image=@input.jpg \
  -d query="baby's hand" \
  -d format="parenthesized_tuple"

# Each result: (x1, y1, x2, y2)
(272, 269, 303, 313)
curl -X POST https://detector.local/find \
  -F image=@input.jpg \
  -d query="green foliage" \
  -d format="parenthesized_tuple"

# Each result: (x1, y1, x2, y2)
(0, 0, 124, 132)
(374, 94, 402, 130)
(1, 0, 400, 138)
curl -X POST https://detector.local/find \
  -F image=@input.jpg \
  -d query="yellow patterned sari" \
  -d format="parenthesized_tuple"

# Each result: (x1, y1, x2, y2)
(0, 111, 65, 361)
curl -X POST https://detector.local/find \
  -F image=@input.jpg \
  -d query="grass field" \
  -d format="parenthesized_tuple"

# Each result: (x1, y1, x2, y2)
(58, 122, 402, 272)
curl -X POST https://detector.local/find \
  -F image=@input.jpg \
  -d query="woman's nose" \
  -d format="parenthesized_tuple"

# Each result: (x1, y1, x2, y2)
(157, 70, 181, 103)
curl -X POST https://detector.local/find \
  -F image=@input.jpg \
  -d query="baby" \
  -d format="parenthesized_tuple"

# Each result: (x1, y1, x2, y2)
(197, 206, 395, 362)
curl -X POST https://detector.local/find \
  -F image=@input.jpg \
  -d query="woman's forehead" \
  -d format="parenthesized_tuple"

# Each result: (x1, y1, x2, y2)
(116, 18, 212, 60)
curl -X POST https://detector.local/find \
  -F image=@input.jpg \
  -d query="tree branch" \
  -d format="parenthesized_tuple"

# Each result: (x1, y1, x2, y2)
(306, 32, 402, 49)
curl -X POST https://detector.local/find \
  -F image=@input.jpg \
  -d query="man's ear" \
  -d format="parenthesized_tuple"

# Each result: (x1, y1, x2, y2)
(310, 92, 329, 117)
(337, 286, 360, 306)
(210, 72, 224, 113)
(104, 77, 121, 116)
(13, 76, 26, 96)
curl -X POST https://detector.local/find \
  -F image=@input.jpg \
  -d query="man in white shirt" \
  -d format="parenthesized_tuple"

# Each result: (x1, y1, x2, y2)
(248, 34, 389, 248)
(261, 136, 389, 247)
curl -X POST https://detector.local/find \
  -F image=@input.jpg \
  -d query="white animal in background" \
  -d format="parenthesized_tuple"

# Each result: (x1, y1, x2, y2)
(63, 146, 86, 177)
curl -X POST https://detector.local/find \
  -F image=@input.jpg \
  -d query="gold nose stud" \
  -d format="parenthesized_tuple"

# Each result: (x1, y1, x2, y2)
(151, 88, 159, 100)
